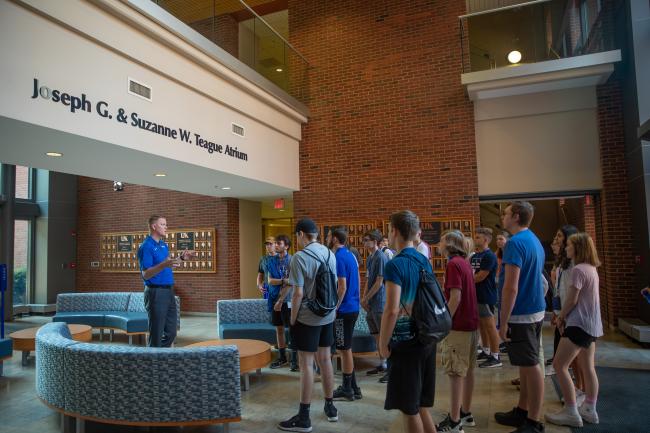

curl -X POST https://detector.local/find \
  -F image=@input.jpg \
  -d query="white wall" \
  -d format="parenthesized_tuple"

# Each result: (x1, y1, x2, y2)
(475, 87, 603, 196)
(0, 0, 303, 195)
(239, 200, 262, 300)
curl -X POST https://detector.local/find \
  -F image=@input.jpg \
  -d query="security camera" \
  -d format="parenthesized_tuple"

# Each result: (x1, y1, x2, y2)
(113, 181, 124, 192)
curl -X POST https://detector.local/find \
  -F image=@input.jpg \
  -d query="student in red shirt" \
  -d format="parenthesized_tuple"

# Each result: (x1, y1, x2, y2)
(437, 230, 480, 433)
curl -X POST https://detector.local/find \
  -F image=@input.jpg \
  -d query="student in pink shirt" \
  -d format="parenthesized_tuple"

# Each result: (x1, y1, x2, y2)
(545, 233, 603, 428)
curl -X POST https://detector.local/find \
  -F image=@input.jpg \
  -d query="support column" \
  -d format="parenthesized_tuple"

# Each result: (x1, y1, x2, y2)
(1, 164, 16, 321)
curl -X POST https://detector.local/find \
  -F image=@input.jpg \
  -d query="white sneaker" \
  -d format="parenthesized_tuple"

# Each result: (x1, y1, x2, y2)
(579, 404, 599, 424)
(545, 365, 555, 376)
(545, 407, 584, 427)
(576, 389, 586, 407)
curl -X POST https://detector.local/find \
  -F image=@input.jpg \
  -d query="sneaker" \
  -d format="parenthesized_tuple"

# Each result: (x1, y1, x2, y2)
(324, 402, 338, 422)
(479, 355, 503, 368)
(578, 404, 599, 424)
(495, 407, 528, 427)
(332, 385, 354, 401)
(270, 358, 289, 369)
(353, 386, 363, 400)
(378, 372, 389, 383)
(290, 362, 300, 372)
(510, 418, 545, 433)
(510, 378, 520, 386)
(499, 342, 508, 353)
(366, 365, 386, 375)
(545, 366, 555, 376)
(575, 389, 586, 407)
(460, 410, 476, 427)
(545, 407, 583, 427)
(477, 351, 490, 361)
(545, 357, 554, 366)
(278, 414, 312, 432)
(436, 414, 465, 432)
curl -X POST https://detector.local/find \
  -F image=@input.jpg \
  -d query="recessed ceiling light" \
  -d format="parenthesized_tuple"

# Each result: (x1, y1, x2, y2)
(221, 186, 231, 190)
(154, 173, 166, 177)
(507, 50, 522, 64)
(45, 152, 63, 157)
(276, 68, 283, 72)
(279, 209, 285, 212)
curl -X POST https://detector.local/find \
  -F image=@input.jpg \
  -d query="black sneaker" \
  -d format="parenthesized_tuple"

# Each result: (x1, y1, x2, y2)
(545, 357, 553, 366)
(378, 372, 389, 383)
(460, 409, 475, 427)
(436, 414, 465, 432)
(324, 402, 338, 422)
(477, 351, 490, 361)
(353, 386, 363, 400)
(278, 414, 312, 432)
(495, 407, 528, 427)
(366, 365, 386, 375)
(290, 362, 300, 372)
(332, 385, 354, 401)
(270, 357, 288, 369)
(511, 418, 545, 433)
(479, 355, 503, 368)
(499, 342, 508, 353)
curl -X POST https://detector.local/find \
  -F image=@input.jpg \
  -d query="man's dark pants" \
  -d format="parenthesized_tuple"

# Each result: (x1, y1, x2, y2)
(144, 286, 177, 347)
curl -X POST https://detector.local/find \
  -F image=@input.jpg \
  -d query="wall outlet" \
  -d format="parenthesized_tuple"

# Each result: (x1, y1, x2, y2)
(90, 261, 100, 268)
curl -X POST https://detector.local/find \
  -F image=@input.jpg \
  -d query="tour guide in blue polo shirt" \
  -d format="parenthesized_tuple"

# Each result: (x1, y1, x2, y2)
(138, 215, 194, 347)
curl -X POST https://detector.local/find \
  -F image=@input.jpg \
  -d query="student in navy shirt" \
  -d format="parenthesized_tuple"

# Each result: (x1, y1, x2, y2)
(379, 211, 437, 433)
(494, 202, 546, 433)
(137, 215, 194, 347)
(471, 227, 501, 368)
(327, 226, 362, 401)
(269, 234, 297, 371)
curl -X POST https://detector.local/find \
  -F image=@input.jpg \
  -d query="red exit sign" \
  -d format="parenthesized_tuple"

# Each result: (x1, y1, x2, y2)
(274, 199, 285, 209)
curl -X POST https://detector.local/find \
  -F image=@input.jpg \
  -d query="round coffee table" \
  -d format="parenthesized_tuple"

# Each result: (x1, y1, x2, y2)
(9, 324, 93, 366)
(186, 339, 272, 390)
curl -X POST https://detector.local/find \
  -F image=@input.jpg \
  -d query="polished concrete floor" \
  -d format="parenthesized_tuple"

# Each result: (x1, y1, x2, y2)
(1, 314, 648, 433)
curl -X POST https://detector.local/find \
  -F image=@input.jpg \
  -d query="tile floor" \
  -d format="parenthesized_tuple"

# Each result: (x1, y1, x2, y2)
(1, 314, 648, 433)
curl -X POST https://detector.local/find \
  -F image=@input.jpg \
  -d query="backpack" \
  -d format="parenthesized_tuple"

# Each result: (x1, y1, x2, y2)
(401, 254, 452, 345)
(300, 246, 339, 317)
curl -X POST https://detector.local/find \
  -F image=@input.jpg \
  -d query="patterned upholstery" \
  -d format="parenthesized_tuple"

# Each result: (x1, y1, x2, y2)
(36, 322, 241, 424)
(1, 338, 14, 358)
(53, 292, 181, 333)
(217, 299, 268, 325)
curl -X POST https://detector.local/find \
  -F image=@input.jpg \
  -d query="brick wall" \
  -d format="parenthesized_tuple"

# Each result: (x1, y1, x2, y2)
(289, 0, 479, 232)
(596, 79, 637, 326)
(76, 177, 240, 312)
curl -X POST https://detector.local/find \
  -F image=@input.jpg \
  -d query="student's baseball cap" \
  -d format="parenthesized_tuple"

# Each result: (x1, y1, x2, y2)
(294, 218, 318, 235)
(264, 236, 275, 244)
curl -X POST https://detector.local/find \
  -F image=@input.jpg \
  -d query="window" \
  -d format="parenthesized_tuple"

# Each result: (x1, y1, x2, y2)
(13, 220, 32, 306)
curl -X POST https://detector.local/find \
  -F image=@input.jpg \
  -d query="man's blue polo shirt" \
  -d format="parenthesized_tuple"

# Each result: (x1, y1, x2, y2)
(137, 235, 174, 286)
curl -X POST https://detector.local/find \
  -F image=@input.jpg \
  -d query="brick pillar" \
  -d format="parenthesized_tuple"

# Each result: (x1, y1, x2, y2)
(583, 195, 597, 241)
(596, 79, 637, 327)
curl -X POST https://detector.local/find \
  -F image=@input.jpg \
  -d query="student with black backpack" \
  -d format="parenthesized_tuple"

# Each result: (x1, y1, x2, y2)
(278, 218, 339, 432)
(379, 210, 449, 433)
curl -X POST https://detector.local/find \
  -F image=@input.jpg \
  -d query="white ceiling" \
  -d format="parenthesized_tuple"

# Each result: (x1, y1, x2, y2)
(0, 116, 296, 200)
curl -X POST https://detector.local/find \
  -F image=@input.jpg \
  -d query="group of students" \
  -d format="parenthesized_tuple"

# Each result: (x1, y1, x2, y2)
(256, 201, 603, 433)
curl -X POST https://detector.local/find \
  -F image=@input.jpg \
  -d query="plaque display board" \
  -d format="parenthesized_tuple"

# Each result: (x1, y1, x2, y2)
(382, 218, 474, 274)
(319, 222, 377, 273)
(100, 228, 216, 273)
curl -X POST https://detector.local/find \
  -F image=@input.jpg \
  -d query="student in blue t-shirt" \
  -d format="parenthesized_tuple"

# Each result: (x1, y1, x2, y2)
(471, 227, 501, 368)
(494, 202, 546, 433)
(327, 226, 362, 401)
(379, 211, 436, 433)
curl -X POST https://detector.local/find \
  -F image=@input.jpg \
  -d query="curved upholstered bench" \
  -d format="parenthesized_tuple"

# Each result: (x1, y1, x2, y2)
(36, 322, 241, 432)
(53, 292, 180, 344)
(0, 338, 12, 376)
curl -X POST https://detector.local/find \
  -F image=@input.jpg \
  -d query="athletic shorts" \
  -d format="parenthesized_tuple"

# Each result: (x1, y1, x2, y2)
(366, 311, 383, 335)
(384, 339, 436, 415)
(334, 311, 359, 350)
(563, 326, 597, 348)
(440, 330, 478, 377)
(478, 303, 496, 318)
(506, 321, 543, 367)
(290, 320, 334, 353)
(270, 303, 291, 327)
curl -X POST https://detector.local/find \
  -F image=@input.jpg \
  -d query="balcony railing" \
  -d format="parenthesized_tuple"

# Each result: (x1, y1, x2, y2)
(460, 0, 618, 73)
(152, 0, 309, 103)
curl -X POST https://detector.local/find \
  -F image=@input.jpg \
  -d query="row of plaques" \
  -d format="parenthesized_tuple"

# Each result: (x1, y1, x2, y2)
(100, 228, 216, 273)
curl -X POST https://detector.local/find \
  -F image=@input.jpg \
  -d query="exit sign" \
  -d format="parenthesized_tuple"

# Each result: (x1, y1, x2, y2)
(274, 199, 285, 209)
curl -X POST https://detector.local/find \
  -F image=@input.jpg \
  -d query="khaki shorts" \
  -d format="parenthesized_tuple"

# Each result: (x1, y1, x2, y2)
(441, 330, 478, 377)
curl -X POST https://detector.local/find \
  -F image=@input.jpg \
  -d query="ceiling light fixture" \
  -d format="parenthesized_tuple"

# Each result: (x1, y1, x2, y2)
(45, 152, 63, 157)
(221, 186, 231, 190)
(276, 68, 283, 72)
(507, 50, 522, 64)
(154, 173, 166, 177)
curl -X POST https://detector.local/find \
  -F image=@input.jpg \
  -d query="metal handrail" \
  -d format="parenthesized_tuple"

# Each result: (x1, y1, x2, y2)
(236, 0, 309, 65)
(459, 0, 552, 19)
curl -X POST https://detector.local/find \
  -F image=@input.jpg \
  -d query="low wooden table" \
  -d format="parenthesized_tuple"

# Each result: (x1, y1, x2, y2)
(9, 324, 93, 366)
(186, 339, 272, 391)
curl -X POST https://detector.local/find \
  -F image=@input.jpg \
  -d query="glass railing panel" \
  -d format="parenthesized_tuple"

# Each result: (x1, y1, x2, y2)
(153, 0, 308, 103)
(460, 0, 618, 73)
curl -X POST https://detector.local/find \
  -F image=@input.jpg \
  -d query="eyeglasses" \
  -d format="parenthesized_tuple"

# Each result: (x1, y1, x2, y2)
(264, 242, 273, 246)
